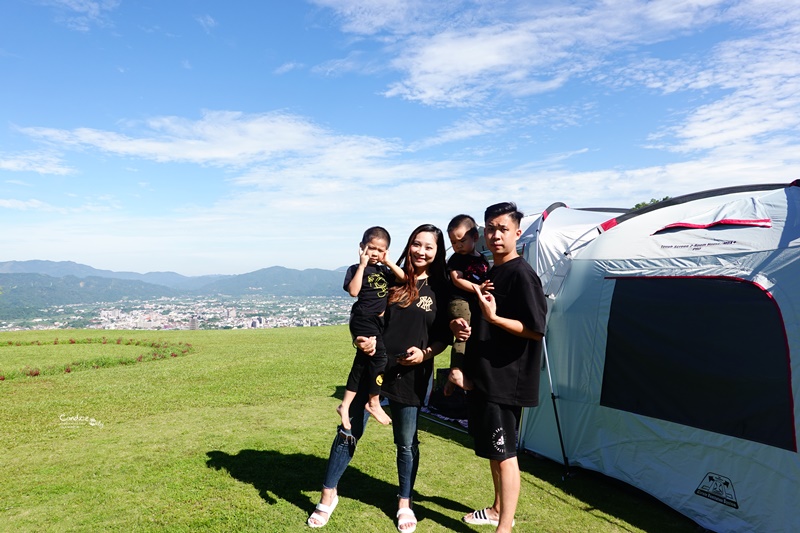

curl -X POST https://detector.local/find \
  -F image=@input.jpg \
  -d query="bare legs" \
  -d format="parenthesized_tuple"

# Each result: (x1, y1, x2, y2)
(463, 457, 519, 532)
(365, 395, 392, 425)
(492, 457, 520, 532)
(338, 390, 391, 429)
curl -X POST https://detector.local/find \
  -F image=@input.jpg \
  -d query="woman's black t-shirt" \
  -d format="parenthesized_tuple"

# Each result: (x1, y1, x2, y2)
(380, 278, 452, 406)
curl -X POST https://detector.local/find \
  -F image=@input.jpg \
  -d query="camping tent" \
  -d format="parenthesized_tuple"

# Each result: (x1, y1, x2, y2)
(519, 181, 800, 532)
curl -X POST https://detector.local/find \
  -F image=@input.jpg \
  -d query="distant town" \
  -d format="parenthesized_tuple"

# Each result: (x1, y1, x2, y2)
(0, 295, 354, 332)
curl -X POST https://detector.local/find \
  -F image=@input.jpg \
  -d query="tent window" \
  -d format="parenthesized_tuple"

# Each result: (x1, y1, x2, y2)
(600, 277, 795, 452)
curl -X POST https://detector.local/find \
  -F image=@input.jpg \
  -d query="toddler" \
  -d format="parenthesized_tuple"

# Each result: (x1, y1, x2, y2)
(445, 214, 489, 395)
(338, 226, 405, 429)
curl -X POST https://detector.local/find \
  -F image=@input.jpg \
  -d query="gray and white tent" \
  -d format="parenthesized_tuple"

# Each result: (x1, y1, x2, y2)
(518, 181, 800, 532)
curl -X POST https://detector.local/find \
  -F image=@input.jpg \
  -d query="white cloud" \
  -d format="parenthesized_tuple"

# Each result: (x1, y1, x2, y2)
(314, 1, 797, 107)
(309, 0, 451, 35)
(44, 0, 120, 31)
(311, 52, 368, 77)
(196, 14, 218, 33)
(0, 198, 53, 210)
(4, 180, 33, 187)
(0, 151, 73, 175)
(274, 62, 304, 75)
(524, 102, 598, 130)
(410, 116, 504, 151)
(672, 35, 800, 153)
(21, 111, 336, 166)
(612, 22, 800, 158)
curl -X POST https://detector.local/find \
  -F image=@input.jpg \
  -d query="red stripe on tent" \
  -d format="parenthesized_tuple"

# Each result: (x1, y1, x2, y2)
(541, 202, 569, 221)
(654, 218, 771, 234)
(600, 218, 618, 232)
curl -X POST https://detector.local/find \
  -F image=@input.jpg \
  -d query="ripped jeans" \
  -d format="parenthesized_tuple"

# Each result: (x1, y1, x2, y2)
(322, 396, 420, 500)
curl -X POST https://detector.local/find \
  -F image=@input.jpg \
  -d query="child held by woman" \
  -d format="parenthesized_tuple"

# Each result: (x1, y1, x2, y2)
(338, 226, 405, 429)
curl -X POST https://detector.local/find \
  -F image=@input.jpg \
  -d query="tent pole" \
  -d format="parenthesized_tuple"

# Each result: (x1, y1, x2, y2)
(542, 339, 572, 479)
(533, 216, 572, 479)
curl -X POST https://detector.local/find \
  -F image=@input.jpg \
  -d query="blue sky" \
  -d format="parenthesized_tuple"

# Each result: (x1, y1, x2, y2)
(1, 0, 799, 276)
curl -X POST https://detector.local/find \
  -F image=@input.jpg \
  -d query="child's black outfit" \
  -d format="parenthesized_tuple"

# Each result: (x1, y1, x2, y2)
(446, 253, 490, 369)
(343, 263, 394, 396)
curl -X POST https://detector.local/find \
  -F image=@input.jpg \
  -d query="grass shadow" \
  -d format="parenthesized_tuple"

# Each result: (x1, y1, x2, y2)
(205, 448, 475, 531)
(330, 385, 346, 401)
(517, 452, 700, 532)
(419, 417, 698, 532)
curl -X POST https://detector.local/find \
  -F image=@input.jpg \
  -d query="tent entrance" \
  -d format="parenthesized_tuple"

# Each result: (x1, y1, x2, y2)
(600, 276, 795, 452)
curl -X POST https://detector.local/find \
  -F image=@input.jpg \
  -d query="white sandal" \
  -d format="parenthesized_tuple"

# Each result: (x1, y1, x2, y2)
(396, 507, 417, 533)
(307, 495, 339, 528)
(463, 507, 515, 527)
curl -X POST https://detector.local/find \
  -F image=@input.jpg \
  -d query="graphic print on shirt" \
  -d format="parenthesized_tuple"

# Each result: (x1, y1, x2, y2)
(367, 271, 388, 298)
(464, 260, 489, 284)
(417, 296, 433, 312)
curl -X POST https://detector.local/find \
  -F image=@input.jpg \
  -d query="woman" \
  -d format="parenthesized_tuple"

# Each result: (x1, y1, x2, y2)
(307, 224, 451, 532)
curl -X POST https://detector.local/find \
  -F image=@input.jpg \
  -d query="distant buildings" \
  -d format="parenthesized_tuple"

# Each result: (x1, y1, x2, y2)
(0, 295, 353, 331)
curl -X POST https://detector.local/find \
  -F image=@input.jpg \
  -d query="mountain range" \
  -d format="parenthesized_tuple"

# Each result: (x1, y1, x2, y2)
(0, 260, 346, 319)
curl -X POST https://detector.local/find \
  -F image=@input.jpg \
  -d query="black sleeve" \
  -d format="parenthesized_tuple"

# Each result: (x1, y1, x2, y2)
(430, 285, 454, 347)
(516, 266, 547, 335)
(342, 264, 358, 292)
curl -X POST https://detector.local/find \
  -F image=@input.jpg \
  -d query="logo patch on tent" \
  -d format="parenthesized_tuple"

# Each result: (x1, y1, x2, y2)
(695, 473, 738, 509)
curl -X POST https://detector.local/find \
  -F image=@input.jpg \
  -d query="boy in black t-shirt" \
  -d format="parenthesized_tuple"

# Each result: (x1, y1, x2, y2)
(445, 214, 489, 395)
(338, 227, 405, 430)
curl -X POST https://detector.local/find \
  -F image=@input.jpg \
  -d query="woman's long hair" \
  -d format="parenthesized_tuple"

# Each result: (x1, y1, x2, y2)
(389, 224, 448, 308)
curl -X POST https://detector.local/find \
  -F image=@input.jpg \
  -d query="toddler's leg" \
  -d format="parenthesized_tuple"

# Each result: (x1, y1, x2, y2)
(340, 344, 370, 430)
(449, 298, 469, 366)
(445, 298, 473, 395)
(342, 313, 376, 428)
(447, 367, 473, 391)
(365, 333, 391, 425)
(365, 394, 391, 425)
(337, 389, 356, 430)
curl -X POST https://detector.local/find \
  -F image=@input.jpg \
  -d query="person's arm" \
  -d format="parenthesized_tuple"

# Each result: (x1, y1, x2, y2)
(346, 247, 370, 297)
(449, 317, 471, 342)
(381, 251, 406, 282)
(354, 335, 377, 356)
(397, 340, 448, 365)
(450, 270, 477, 293)
(474, 286, 543, 341)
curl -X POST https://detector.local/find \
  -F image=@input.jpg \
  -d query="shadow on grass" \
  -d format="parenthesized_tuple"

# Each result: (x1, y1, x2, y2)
(418, 415, 699, 532)
(205, 448, 477, 532)
(330, 385, 346, 401)
(521, 457, 701, 532)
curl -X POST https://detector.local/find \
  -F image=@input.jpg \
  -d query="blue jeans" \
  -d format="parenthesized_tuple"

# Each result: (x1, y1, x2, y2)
(322, 397, 420, 500)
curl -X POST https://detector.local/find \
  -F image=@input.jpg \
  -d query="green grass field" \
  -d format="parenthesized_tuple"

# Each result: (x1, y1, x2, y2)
(0, 327, 700, 532)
